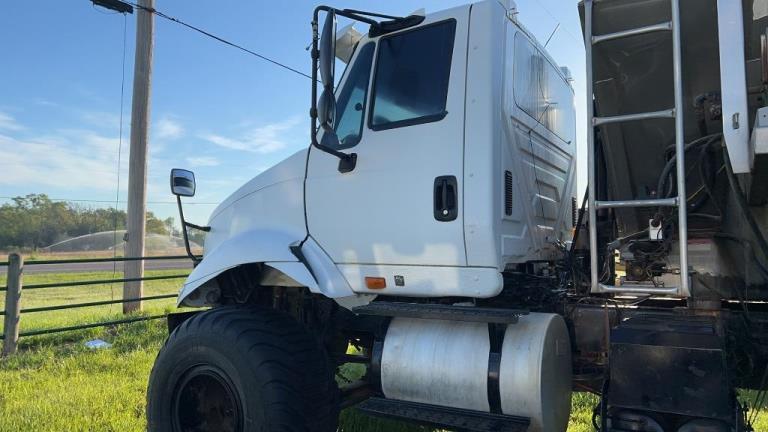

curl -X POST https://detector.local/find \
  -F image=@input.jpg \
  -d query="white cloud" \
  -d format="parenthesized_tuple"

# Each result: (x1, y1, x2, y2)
(155, 117, 184, 140)
(201, 117, 301, 154)
(0, 129, 121, 191)
(186, 156, 220, 167)
(0, 112, 24, 131)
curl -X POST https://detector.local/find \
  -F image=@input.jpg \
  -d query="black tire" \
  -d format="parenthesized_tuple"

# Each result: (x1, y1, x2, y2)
(147, 306, 339, 432)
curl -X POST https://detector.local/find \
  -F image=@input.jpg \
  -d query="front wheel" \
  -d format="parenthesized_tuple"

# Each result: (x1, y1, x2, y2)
(147, 306, 339, 432)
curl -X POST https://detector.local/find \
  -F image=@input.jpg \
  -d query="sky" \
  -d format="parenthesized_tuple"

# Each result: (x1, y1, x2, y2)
(0, 0, 586, 227)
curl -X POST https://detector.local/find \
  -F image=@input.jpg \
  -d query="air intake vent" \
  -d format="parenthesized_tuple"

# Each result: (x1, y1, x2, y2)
(504, 171, 513, 216)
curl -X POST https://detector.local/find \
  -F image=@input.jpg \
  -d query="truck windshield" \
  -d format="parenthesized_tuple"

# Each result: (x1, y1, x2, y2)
(369, 20, 456, 130)
(333, 42, 375, 148)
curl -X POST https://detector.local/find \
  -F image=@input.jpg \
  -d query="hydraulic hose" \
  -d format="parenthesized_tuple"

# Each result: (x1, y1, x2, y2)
(656, 133, 721, 199)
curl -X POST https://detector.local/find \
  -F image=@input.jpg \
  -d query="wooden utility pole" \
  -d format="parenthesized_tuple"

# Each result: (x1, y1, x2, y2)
(124, 0, 154, 314)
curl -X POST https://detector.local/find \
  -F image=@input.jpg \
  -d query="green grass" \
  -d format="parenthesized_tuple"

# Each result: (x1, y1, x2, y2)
(0, 319, 165, 432)
(0, 270, 765, 431)
(0, 269, 185, 431)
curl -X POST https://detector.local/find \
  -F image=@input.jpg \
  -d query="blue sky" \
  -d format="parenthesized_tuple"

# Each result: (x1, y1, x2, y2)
(0, 0, 586, 226)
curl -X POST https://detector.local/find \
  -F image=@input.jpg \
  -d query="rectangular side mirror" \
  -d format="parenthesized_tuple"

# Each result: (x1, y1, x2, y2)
(170, 168, 196, 197)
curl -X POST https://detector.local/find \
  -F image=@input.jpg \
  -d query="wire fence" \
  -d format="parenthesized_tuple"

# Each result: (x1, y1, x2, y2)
(0, 253, 195, 355)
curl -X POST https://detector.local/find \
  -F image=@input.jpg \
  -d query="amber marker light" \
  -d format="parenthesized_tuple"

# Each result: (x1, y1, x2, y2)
(365, 277, 387, 289)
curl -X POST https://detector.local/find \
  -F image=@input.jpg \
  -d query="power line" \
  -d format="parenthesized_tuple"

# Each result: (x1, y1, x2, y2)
(529, 0, 582, 43)
(122, 1, 313, 80)
(112, 12, 129, 304)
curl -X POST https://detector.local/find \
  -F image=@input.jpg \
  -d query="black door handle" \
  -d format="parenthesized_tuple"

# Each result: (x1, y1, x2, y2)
(434, 175, 458, 222)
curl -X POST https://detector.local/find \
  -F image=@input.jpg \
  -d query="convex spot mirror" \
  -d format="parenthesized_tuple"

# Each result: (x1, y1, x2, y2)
(319, 10, 337, 89)
(170, 168, 196, 197)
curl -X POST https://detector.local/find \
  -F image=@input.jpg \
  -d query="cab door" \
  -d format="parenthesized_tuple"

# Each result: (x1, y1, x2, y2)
(306, 7, 470, 272)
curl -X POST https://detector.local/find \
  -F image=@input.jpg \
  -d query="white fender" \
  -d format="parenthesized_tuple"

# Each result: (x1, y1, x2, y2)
(177, 230, 371, 308)
(178, 229, 301, 306)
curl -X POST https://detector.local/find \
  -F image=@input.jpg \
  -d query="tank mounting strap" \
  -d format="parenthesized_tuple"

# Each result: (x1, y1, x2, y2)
(352, 302, 528, 324)
(356, 397, 530, 432)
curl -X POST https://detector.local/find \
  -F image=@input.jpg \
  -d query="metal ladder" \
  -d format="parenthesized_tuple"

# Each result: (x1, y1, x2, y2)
(584, 0, 689, 296)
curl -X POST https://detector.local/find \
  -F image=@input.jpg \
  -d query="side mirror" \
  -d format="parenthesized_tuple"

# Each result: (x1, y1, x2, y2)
(319, 10, 337, 88)
(317, 10, 340, 147)
(311, 7, 354, 173)
(170, 168, 208, 263)
(170, 168, 196, 197)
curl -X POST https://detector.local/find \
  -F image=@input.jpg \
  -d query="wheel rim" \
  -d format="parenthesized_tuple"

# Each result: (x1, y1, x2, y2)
(172, 365, 243, 432)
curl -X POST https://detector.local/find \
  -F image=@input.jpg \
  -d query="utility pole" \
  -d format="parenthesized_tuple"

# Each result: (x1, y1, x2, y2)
(124, 0, 154, 314)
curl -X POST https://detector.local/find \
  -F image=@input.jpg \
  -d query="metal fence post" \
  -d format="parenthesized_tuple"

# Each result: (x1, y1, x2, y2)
(2, 253, 23, 356)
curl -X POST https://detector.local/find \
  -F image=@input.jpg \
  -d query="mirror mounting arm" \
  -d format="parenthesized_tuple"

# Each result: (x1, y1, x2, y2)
(310, 6, 357, 173)
(185, 221, 210, 232)
(175, 195, 206, 265)
(311, 134, 357, 173)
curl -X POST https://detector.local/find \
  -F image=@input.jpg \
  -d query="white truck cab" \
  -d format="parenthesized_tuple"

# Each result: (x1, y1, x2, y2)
(178, 0, 576, 307)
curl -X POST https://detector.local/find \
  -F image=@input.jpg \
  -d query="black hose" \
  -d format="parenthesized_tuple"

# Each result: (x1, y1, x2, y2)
(694, 140, 721, 214)
(656, 134, 721, 199)
(723, 146, 768, 265)
(687, 141, 716, 211)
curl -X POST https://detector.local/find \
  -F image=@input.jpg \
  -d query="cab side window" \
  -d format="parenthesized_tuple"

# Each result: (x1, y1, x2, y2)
(333, 43, 375, 149)
(513, 33, 575, 144)
(369, 20, 456, 130)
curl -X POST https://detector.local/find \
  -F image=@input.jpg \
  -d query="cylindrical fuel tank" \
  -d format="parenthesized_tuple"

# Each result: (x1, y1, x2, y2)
(381, 317, 491, 412)
(380, 313, 572, 432)
(499, 313, 573, 432)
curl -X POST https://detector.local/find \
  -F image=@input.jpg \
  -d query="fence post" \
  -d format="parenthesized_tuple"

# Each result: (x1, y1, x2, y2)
(2, 253, 23, 357)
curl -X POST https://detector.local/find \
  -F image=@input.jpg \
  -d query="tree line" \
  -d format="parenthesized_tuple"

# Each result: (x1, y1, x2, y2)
(0, 194, 175, 250)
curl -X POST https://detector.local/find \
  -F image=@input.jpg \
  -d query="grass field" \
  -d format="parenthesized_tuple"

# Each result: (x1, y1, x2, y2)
(0, 269, 186, 338)
(0, 269, 764, 431)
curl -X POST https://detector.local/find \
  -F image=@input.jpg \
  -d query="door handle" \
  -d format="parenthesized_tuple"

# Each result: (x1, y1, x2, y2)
(434, 176, 458, 222)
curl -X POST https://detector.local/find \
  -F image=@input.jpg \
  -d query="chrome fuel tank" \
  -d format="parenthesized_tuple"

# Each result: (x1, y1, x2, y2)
(380, 313, 572, 432)
(381, 317, 491, 412)
(499, 312, 573, 432)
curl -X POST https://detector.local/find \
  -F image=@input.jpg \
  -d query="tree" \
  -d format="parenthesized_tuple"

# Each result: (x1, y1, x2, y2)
(146, 212, 168, 235)
(0, 194, 127, 250)
(163, 217, 176, 237)
(0, 194, 179, 250)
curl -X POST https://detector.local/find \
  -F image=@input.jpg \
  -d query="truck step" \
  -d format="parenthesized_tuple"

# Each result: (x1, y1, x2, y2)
(357, 397, 530, 432)
(352, 301, 527, 324)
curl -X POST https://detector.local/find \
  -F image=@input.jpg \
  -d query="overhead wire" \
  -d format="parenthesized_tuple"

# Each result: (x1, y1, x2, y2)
(111, 12, 129, 311)
(529, 0, 583, 43)
(123, 1, 313, 80)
